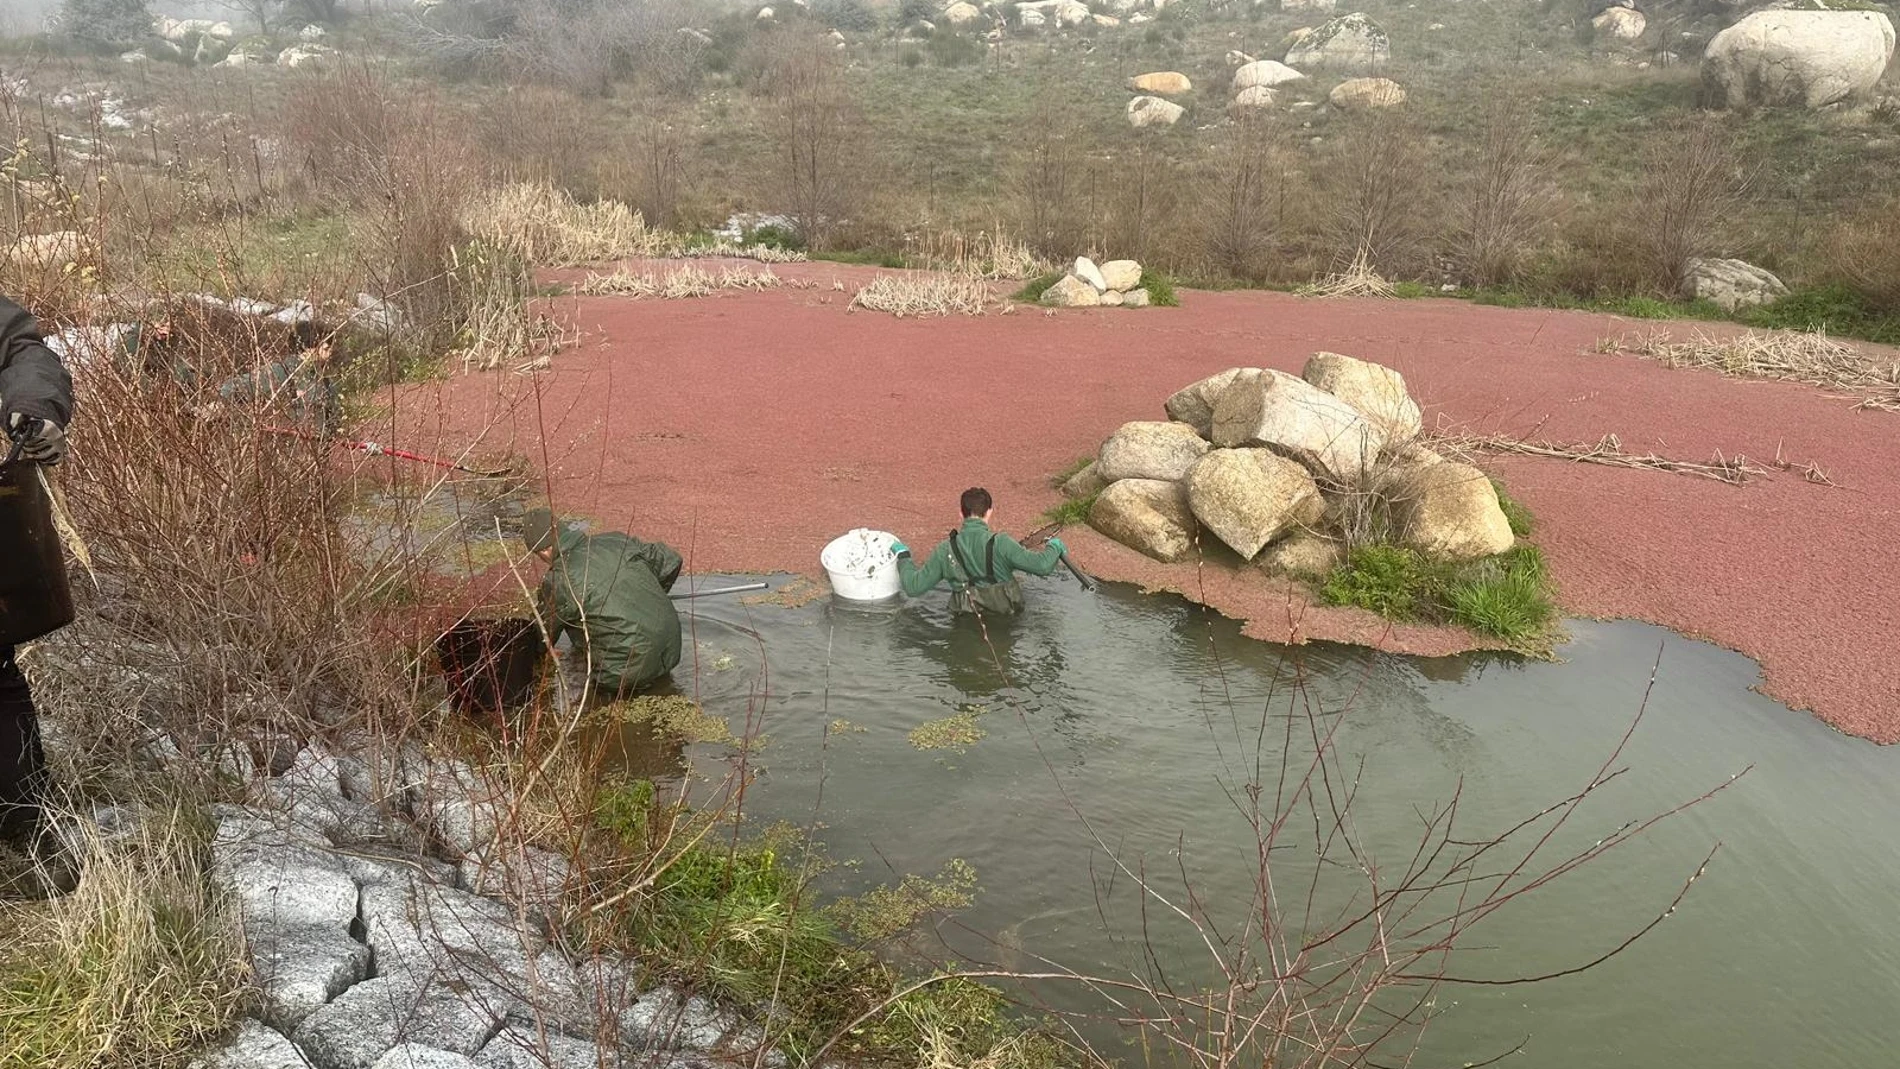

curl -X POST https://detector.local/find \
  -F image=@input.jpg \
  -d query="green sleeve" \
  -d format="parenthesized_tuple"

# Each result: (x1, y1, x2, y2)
(898, 544, 948, 597)
(996, 534, 1063, 578)
(538, 568, 583, 647)
(626, 537, 684, 592)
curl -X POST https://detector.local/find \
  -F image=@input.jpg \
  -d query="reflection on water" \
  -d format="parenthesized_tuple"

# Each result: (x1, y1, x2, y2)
(653, 577, 1900, 1069)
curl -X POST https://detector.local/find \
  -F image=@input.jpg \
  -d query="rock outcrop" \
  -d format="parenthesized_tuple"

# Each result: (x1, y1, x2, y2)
(1041, 274, 1101, 307)
(1702, 11, 1895, 110)
(1127, 95, 1186, 127)
(1592, 6, 1646, 43)
(1284, 13, 1390, 71)
(1090, 479, 1199, 562)
(1187, 449, 1326, 559)
(1259, 529, 1343, 578)
(1210, 369, 1385, 485)
(1129, 71, 1193, 95)
(1041, 257, 1149, 309)
(1328, 77, 1405, 108)
(1233, 86, 1279, 109)
(1681, 257, 1788, 312)
(1100, 259, 1143, 292)
(1097, 421, 1213, 482)
(1233, 59, 1308, 90)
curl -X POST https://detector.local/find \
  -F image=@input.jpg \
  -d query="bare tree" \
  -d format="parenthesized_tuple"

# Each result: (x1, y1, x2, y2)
(763, 30, 861, 249)
(1199, 114, 1288, 282)
(1012, 108, 1088, 260)
(1633, 117, 1757, 294)
(1448, 96, 1562, 289)
(1321, 110, 1433, 276)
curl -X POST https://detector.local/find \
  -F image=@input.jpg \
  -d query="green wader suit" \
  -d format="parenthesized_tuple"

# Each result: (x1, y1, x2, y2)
(897, 518, 1064, 615)
(538, 527, 684, 695)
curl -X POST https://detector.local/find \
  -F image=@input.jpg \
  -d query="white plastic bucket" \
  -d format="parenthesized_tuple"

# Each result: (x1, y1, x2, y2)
(820, 528, 903, 601)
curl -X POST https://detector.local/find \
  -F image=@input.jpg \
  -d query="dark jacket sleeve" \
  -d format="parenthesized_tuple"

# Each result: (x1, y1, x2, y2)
(0, 296, 75, 426)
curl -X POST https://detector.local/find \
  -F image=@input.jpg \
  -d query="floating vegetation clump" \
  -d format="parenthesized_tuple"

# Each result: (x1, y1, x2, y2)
(909, 706, 988, 752)
(596, 695, 735, 745)
(743, 575, 830, 609)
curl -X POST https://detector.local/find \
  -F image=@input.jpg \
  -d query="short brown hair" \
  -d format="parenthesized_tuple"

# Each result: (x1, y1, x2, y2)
(960, 487, 992, 518)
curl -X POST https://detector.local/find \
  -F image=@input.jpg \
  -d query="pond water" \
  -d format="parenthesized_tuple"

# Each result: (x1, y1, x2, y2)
(642, 576, 1900, 1068)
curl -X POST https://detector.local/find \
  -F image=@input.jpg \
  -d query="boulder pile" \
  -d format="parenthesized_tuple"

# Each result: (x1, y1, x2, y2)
(1067, 354, 1515, 569)
(1041, 257, 1152, 308)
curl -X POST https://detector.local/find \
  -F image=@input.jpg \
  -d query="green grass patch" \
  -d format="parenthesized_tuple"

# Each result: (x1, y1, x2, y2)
(1320, 539, 1556, 647)
(590, 781, 1069, 1068)
(1742, 284, 1900, 346)
(1013, 272, 1062, 303)
(1141, 272, 1180, 307)
(1490, 479, 1535, 538)
(1040, 494, 1095, 528)
(1391, 280, 1436, 299)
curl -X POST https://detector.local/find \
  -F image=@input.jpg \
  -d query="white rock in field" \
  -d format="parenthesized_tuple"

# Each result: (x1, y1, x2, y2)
(1098, 420, 1213, 482)
(1234, 86, 1278, 109)
(1210, 368, 1386, 485)
(1328, 76, 1405, 108)
(1099, 289, 1125, 306)
(1164, 366, 1248, 437)
(1227, 49, 1256, 66)
(1282, 0, 1336, 12)
(370, 1046, 480, 1069)
(1384, 461, 1514, 561)
(1592, 6, 1646, 42)
(1233, 59, 1308, 90)
(1187, 448, 1326, 559)
(1074, 256, 1110, 292)
(1123, 288, 1152, 308)
(1041, 274, 1101, 307)
(1681, 257, 1788, 312)
(5, 230, 83, 270)
(1702, 11, 1895, 110)
(1303, 352, 1422, 445)
(1129, 71, 1193, 94)
(1285, 13, 1390, 71)
(1093, 14, 1121, 26)
(1090, 479, 1199, 562)
(757, 5, 775, 19)
(1100, 259, 1142, 292)
(943, 1, 982, 25)
(1127, 95, 1186, 127)
(299, 23, 328, 40)
(276, 43, 336, 67)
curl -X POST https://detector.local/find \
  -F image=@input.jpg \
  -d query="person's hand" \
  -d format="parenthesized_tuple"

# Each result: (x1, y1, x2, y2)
(890, 540, 909, 556)
(1047, 536, 1067, 556)
(7, 412, 66, 465)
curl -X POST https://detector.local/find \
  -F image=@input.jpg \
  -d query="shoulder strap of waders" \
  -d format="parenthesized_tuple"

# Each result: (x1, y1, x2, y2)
(946, 529, 999, 587)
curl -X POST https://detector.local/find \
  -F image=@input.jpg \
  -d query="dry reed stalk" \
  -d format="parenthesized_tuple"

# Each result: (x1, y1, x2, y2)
(460, 182, 677, 266)
(1298, 246, 1398, 299)
(1596, 327, 1900, 412)
(848, 272, 992, 318)
(1431, 430, 1769, 485)
(577, 264, 782, 299)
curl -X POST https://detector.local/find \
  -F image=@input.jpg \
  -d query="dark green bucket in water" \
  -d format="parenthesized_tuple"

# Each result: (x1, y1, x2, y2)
(435, 617, 543, 716)
(0, 453, 74, 645)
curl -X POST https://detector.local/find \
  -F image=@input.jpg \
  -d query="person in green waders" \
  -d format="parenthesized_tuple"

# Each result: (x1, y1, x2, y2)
(522, 509, 684, 698)
(894, 487, 1068, 615)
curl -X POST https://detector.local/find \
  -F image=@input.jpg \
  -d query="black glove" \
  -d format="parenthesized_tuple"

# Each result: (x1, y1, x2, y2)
(7, 411, 67, 465)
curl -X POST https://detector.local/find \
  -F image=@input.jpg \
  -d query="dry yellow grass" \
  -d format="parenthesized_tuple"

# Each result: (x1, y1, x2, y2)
(849, 272, 993, 318)
(461, 182, 679, 266)
(1598, 327, 1900, 411)
(577, 264, 783, 299)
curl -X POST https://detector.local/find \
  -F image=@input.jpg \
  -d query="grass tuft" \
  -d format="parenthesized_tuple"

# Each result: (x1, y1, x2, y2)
(850, 272, 992, 317)
(1141, 272, 1180, 307)
(1011, 273, 1062, 303)
(1490, 479, 1535, 537)
(1320, 541, 1556, 645)
(0, 807, 248, 1069)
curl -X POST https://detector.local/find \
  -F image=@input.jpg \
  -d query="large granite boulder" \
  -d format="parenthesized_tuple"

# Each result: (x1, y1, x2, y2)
(1209, 369, 1385, 486)
(1702, 11, 1895, 110)
(1089, 479, 1199, 562)
(1097, 421, 1212, 482)
(1186, 449, 1325, 559)
(1259, 529, 1343, 578)
(1164, 367, 1249, 438)
(1232, 59, 1308, 90)
(1384, 461, 1514, 561)
(1302, 352, 1421, 445)
(1126, 95, 1186, 128)
(1681, 257, 1788, 312)
(1041, 274, 1100, 308)
(1284, 13, 1389, 71)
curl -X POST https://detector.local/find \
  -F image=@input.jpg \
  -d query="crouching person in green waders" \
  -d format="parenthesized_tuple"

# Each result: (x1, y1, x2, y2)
(523, 509, 684, 697)
(895, 487, 1067, 615)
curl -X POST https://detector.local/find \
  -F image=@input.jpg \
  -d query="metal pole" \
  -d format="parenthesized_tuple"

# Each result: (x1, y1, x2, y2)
(668, 582, 769, 601)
